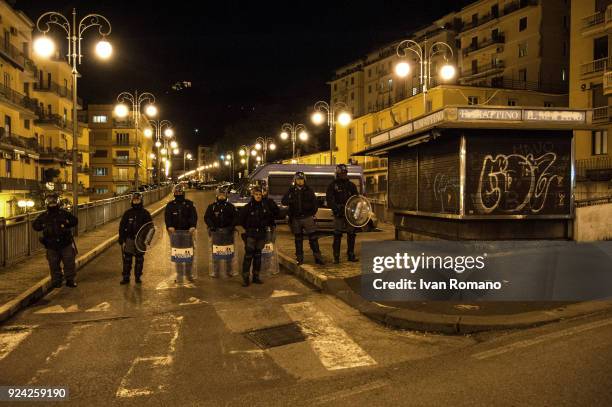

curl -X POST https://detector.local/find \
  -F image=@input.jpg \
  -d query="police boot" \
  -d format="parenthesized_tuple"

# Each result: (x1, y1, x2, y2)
(252, 255, 263, 284)
(241, 260, 251, 287)
(309, 238, 325, 265)
(295, 236, 304, 265)
(347, 233, 358, 262)
(333, 234, 342, 264)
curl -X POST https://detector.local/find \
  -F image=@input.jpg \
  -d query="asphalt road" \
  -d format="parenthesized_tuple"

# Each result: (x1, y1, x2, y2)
(1, 191, 611, 406)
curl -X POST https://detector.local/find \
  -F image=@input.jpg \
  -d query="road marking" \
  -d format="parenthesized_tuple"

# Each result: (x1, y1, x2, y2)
(0, 326, 35, 361)
(116, 314, 183, 398)
(472, 317, 612, 360)
(283, 302, 376, 371)
(179, 297, 207, 306)
(270, 290, 299, 298)
(156, 280, 196, 290)
(86, 302, 111, 312)
(309, 380, 389, 405)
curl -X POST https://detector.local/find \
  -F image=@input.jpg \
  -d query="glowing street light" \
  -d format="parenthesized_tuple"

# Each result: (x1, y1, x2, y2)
(33, 36, 55, 58)
(173, 148, 180, 155)
(114, 103, 129, 118)
(311, 101, 352, 164)
(143, 128, 153, 138)
(170, 140, 178, 149)
(95, 39, 113, 59)
(280, 123, 309, 159)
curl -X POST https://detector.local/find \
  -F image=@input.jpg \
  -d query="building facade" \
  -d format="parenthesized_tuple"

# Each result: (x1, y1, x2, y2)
(570, 0, 612, 200)
(87, 104, 154, 199)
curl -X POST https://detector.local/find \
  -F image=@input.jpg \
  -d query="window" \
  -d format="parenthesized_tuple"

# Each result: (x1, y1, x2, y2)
(518, 42, 528, 57)
(593, 36, 608, 60)
(491, 4, 499, 18)
(115, 133, 129, 145)
(4, 115, 11, 136)
(368, 85, 372, 94)
(348, 127, 355, 141)
(24, 119, 30, 129)
(519, 17, 527, 31)
(350, 77, 354, 85)
(92, 115, 107, 123)
(5, 159, 11, 177)
(508, 99, 517, 106)
(93, 149, 108, 158)
(362, 123, 368, 137)
(3, 72, 10, 89)
(471, 13, 478, 26)
(350, 92, 354, 100)
(472, 59, 478, 74)
(117, 168, 128, 180)
(471, 36, 477, 48)
(117, 185, 130, 195)
(93, 167, 108, 176)
(468, 96, 479, 105)
(368, 68, 372, 77)
(95, 187, 109, 194)
(518, 68, 527, 82)
(592, 130, 608, 155)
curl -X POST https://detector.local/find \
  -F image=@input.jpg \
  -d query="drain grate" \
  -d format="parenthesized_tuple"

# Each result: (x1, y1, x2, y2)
(244, 322, 306, 349)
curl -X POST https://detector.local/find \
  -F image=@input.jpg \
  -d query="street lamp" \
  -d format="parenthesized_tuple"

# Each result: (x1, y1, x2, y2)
(280, 123, 308, 159)
(254, 137, 276, 163)
(148, 119, 173, 183)
(221, 152, 235, 183)
(311, 101, 352, 165)
(35, 9, 112, 219)
(394, 38, 455, 110)
(114, 91, 157, 190)
(183, 151, 193, 177)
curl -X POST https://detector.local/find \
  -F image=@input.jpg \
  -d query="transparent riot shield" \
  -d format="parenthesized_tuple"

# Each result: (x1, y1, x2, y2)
(344, 195, 373, 228)
(208, 227, 239, 278)
(260, 227, 279, 275)
(170, 230, 197, 283)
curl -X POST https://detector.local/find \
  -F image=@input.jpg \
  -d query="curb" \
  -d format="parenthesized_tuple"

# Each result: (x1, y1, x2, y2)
(277, 250, 612, 334)
(0, 201, 168, 324)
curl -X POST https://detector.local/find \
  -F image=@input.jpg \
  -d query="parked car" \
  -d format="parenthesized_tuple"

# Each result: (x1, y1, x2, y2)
(227, 163, 377, 231)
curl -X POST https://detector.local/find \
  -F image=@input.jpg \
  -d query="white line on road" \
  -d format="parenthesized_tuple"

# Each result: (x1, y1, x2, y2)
(309, 380, 390, 405)
(86, 302, 111, 312)
(472, 317, 612, 360)
(270, 290, 299, 298)
(0, 326, 35, 361)
(34, 304, 80, 314)
(116, 314, 183, 398)
(283, 302, 377, 371)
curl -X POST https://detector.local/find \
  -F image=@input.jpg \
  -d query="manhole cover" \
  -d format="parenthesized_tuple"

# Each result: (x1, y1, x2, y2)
(244, 322, 306, 349)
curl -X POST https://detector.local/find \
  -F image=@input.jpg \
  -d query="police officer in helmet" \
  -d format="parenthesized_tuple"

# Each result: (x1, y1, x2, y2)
(326, 164, 359, 263)
(204, 188, 237, 231)
(282, 171, 324, 265)
(165, 183, 198, 282)
(118, 191, 153, 284)
(32, 193, 79, 288)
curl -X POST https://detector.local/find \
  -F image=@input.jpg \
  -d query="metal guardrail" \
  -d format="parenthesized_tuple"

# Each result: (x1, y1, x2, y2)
(0, 184, 172, 267)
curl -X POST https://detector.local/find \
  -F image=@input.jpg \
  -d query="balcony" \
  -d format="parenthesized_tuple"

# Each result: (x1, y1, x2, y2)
(77, 165, 90, 174)
(502, 0, 538, 17)
(0, 177, 40, 192)
(34, 114, 74, 131)
(38, 147, 70, 163)
(604, 71, 612, 95)
(460, 0, 537, 33)
(581, 4, 612, 36)
(113, 176, 132, 183)
(580, 55, 612, 77)
(0, 83, 38, 114)
(113, 157, 138, 166)
(592, 106, 612, 123)
(462, 34, 505, 57)
(576, 155, 612, 182)
(0, 36, 27, 70)
(459, 60, 505, 80)
(0, 130, 39, 153)
(113, 119, 135, 128)
(33, 82, 83, 107)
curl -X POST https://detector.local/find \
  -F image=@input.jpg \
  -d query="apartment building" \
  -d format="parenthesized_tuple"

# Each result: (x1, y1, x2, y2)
(0, 0, 90, 217)
(87, 104, 154, 199)
(570, 0, 612, 199)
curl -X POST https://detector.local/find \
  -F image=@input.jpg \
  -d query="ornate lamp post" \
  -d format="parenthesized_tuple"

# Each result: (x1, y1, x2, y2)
(254, 137, 276, 163)
(220, 152, 235, 183)
(147, 120, 173, 184)
(114, 91, 157, 190)
(280, 123, 308, 159)
(34, 9, 112, 218)
(311, 101, 352, 165)
(394, 38, 455, 110)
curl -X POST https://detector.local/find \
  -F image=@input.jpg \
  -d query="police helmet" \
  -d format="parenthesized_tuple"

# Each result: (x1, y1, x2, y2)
(173, 183, 185, 196)
(131, 191, 143, 200)
(335, 164, 348, 176)
(45, 193, 60, 208)
(294, 171, 306, 183)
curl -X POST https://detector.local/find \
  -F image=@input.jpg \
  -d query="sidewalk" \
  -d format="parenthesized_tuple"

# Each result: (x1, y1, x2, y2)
(276, 224, 612, 334)
(0, 195, 171, 323)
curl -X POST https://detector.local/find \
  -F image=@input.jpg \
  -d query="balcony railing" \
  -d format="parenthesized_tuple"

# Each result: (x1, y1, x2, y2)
(113, 176, 132, 182)
(113, 119, 135, 128)
(582, 11, 605, 31)
(502, 0, 538, 17)
(460, 61, 505, 78)
(0, 36, 26, 69)
(37, 147, 70, 162)
(460, 0, 537, 32)
(33, 82, 83, 106)
(462, 34, 505, 57)
(576, 155, 612, 182)
(0, 82, 38, 113)
(0, 177, 41, 192)
(605, 71, 612, 95)
(581, 55, 612, 76)
(34, 114, 74, 130)
(592, 106, 612, 123)
(113, 157, 138, 166)
(461, 77, 568, 94)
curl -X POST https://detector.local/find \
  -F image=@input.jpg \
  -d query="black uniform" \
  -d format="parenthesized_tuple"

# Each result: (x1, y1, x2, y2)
(326, 177, 359, 261)
(238, 198, 278, 283)
(119, 203, 152, 281)
(204, 199, 237, 230)
(282, 184, 322, 264)
(164, 196, 198, 231)
(32, 207, 78, 286)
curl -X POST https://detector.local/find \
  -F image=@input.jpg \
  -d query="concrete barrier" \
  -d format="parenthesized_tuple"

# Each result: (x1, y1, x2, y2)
(574, 202, 612, 241)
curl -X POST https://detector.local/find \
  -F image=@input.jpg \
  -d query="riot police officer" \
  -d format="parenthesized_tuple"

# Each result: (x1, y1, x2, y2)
(238, 186, 277, 286)
(282, 172, 323, 265)
(204, 188, 237, 231)
(118, 192, 153, 285)
(32, 194, 79, 288)
(326, 164, 359, 263)
(165, 183, 198, 281)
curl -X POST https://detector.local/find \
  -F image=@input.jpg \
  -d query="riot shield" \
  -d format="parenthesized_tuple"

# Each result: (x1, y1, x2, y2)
(344, 195, 373, 228)
(135, 221, 159, 253)
(208, 227, 240, 278)
(170, 230, 198, 283)
(260, 227, 279, 275)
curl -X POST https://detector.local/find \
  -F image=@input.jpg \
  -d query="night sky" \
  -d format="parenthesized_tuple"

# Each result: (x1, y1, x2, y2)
(15, 0, 472, 158)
